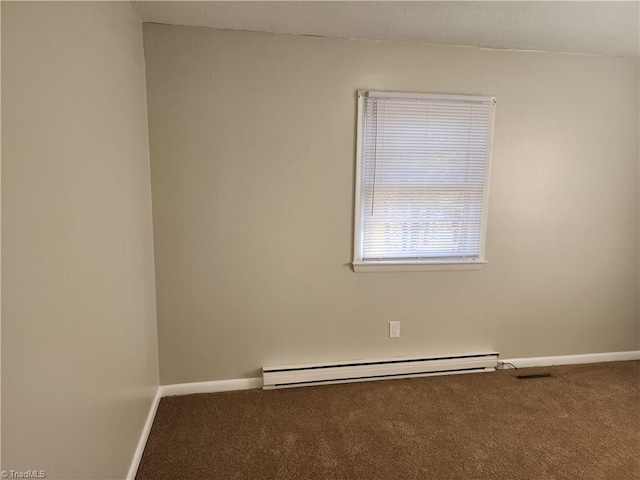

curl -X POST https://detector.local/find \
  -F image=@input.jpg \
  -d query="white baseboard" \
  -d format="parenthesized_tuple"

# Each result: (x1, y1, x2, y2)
(501, 350, 640, 369)
(127, 387, 161, 480)
(159, 350, 640, 396)
(160, 377, 263, 397)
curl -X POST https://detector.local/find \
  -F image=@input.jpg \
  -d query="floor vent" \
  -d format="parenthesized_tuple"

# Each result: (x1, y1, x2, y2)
(263, 352, 499, 389)
(516, 373, 553, 379)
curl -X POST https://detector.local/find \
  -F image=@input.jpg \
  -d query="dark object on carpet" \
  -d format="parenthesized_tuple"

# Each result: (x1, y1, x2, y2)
(515, 373, 553, 379)
(137, 361, 640, 480)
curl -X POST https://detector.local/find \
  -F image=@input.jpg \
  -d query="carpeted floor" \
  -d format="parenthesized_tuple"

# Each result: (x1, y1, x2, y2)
(137, 361, 640, 480)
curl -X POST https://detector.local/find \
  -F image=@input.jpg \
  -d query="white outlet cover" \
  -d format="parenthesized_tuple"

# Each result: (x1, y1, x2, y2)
(389, 321, 400, 338)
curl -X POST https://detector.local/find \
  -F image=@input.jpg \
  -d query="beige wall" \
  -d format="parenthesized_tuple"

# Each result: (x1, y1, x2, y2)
(2, 3, 158, 479)
(143, 24, 640, 385)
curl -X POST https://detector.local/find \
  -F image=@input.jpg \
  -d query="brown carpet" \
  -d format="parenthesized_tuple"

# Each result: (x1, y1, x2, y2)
(137, 361, 640, 480)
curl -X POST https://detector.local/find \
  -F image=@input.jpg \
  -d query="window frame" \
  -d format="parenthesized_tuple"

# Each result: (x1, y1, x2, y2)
(352, 90, 496, 273)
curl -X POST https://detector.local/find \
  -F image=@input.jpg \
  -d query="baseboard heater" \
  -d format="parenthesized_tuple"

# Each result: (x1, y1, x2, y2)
(263, 352, 499, 389)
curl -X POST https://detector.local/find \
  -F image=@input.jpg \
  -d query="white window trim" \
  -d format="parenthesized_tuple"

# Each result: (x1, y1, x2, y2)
(352, 90, 496, 273)
(352, 260, 488, 273)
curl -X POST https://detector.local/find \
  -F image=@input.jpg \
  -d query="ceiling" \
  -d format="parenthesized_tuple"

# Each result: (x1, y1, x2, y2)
(133, 1, 640, 57)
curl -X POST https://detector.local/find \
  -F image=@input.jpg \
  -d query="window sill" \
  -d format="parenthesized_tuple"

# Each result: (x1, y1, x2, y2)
(352, 260, 488, 273)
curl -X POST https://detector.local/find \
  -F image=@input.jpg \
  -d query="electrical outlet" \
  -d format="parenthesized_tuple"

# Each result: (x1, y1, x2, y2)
(389, 321, 400, 338)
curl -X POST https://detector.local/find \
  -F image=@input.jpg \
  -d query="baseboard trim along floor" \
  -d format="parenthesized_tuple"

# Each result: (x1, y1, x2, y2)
(158, 351, 640, 397)
(127, 388, 161, 480)
(502, 350, 640, 369)
(128, 349, 639, 479)
(160, 377, 263, 397)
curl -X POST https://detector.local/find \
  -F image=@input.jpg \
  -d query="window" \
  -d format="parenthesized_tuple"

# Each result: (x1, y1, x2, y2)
(353, 91, 496, 272)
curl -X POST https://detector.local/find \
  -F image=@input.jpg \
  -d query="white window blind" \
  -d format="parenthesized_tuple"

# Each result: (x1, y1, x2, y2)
(354, 91, 495, 269)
